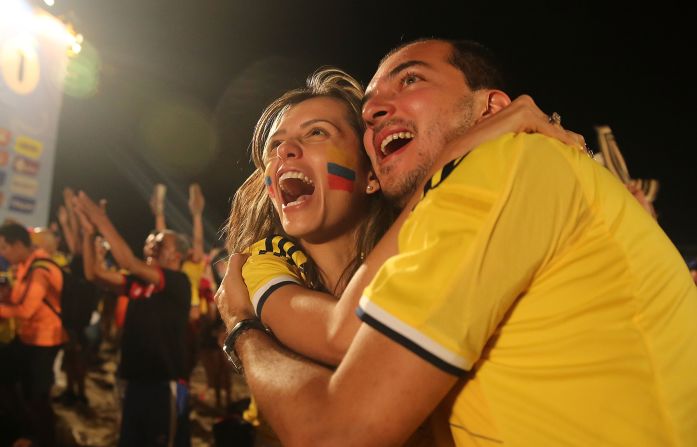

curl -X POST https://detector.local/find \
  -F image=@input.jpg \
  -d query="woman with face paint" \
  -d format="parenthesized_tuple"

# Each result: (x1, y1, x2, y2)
(225, 67, 585, 368)
(227, 69, 394, 366)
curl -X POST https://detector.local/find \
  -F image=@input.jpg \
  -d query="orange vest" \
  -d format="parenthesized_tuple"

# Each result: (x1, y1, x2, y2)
(9, 249, 64, 346)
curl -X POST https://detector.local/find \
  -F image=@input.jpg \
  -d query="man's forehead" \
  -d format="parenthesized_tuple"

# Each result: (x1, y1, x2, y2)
(366, 40, 452, 93)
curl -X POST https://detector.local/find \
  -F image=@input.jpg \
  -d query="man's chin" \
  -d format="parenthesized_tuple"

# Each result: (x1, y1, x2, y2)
(381, 163, 427, 208)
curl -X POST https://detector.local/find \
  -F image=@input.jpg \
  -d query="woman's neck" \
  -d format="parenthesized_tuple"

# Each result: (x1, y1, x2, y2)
(300, 230, 358, 295)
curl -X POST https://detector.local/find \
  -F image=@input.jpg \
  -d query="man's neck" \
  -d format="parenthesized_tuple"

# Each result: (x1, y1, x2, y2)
(16, 246, 35, 265)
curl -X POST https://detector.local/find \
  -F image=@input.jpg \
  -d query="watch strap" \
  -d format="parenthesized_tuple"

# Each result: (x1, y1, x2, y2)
(223, 318, 271, 374)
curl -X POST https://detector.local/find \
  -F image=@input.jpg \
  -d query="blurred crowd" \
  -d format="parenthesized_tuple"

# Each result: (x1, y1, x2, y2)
(0, 184, 254, 447)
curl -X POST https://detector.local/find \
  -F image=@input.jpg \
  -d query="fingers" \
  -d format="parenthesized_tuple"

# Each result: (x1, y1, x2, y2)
(512, 95, 592, 156)
(57, 206, 68, 222)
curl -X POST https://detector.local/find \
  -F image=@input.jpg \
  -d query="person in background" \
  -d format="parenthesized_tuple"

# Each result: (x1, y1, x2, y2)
(53, 187, 99, 407)
(150, 182, 207, 380)
(74, 192, 191, 447)
(0, 222, 64, 447)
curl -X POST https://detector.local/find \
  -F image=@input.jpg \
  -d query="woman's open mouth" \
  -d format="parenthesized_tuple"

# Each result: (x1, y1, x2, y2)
(278, 171, 315, 208)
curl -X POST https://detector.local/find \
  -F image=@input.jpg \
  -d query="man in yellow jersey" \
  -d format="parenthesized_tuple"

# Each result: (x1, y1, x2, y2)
(217, 38, 697, 446)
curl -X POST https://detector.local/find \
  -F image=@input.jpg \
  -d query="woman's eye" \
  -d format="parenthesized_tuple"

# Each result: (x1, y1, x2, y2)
(308, 128, 327, 137)
(265, 140, 281, 155)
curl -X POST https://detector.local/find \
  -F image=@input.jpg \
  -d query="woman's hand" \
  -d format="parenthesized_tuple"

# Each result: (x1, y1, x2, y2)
(441, 94, 588, 166)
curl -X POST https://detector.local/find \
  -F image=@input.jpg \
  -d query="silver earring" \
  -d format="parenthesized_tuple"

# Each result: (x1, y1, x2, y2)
(367, 185, 373, 192)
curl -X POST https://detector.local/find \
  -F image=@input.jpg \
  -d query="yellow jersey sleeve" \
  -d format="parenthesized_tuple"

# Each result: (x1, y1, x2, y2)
(243, 235, 308, 318)
(359, 133, 583, 375)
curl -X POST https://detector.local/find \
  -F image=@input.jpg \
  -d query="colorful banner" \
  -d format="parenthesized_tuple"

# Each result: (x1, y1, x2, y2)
(0, 1, 70, 226)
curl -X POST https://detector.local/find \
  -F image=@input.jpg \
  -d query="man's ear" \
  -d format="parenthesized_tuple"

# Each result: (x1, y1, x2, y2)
(480, 90, 511, 119)
(366, 170, 381, 195)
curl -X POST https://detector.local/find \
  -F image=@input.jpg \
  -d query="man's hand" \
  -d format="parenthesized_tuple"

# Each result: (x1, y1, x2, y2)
(188, 183, 205, 216)
(73, 191, 110, 230)
(74, 205, 96, 236)
(214, 253, 254, 332)
(626, 180, 657, 220)
(57, 205, 69, 227)
(150, 183, 166, 216)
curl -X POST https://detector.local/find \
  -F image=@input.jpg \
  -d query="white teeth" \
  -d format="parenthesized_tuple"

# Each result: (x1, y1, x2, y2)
(282, 195, 310, 208)
(380, 131, 414, 154)
(278, 171, 314, 191)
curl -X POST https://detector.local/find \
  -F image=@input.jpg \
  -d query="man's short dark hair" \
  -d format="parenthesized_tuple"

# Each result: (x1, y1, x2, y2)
(0, 222, 31, 247)
(380, 38, 506, 91)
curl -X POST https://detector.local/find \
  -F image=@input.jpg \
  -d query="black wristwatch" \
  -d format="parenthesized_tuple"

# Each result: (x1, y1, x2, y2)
(222, 318, 272, 374)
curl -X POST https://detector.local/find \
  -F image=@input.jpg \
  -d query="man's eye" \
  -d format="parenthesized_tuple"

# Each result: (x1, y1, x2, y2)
(401, 73, 421, 86)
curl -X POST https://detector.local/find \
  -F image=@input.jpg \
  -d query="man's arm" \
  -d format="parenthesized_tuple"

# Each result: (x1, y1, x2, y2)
(0, 269, 51, 319)
(189, 183, 205, 263)
(58, 187, 82, 255)
(74, 191, 160, 285)
(150, 183, 167, 232)
(217, 269, 457, 446)
(78, 211, 125, 293)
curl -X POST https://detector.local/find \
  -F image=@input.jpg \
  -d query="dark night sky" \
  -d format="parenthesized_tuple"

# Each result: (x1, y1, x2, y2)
(44, 0, 695, 256)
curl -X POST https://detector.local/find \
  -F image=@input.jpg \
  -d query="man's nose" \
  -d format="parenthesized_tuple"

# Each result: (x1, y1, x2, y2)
(362, 93, 395, 128)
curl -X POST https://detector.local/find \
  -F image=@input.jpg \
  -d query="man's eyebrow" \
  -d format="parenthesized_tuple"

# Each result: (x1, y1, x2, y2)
(361, 60, 429, 109)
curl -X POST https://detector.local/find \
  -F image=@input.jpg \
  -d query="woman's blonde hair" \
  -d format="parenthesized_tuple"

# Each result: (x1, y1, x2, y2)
(226, 67, 395, 295)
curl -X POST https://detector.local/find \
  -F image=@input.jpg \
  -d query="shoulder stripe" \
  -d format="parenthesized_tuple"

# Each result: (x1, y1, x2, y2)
(422, 155, 467, 197)
(263, 237, 274, 254)
(357, 297, 469, 376)
(276, 236, 291, 258)
(251, 275, 301, 318)
(250, 235, 308, 280)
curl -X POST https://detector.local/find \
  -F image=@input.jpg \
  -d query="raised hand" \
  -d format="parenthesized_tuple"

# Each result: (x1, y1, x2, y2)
(72, 191, 109, 229)
(188, 183, 205, 215)
(150, 183, 166, 216)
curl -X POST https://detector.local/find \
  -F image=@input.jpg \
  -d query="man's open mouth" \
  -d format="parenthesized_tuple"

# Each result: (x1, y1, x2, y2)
(378, 131, 414, 160)
(278, 171, 315, 208)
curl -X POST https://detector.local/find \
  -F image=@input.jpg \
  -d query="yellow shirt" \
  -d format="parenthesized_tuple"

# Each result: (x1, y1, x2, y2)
(359, 133, 697, 446)
(242, 235, 308, 318)
(181, 259, 205, 308)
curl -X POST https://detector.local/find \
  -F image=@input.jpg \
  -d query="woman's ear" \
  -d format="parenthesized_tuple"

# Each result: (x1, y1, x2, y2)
(366, 170, 381, 195)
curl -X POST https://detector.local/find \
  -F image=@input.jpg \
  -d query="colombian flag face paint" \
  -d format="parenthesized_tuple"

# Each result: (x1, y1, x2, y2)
(326, 146, 356, 192)
(264, 165, 275, 198)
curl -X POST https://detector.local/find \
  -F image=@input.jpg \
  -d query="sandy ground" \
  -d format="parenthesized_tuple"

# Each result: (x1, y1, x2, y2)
(50, 340, 280, 446)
